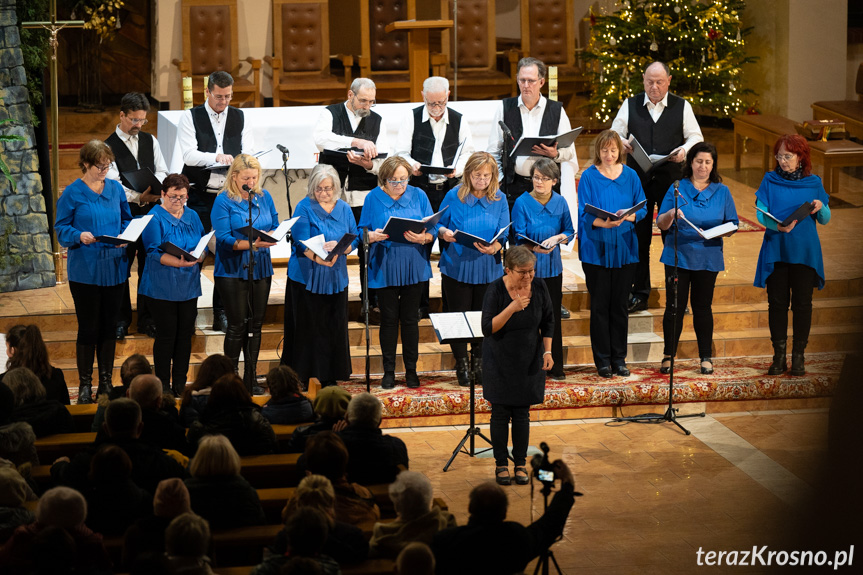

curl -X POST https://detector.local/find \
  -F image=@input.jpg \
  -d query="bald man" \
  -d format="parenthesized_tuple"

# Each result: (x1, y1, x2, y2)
(611, 62, 703, 313)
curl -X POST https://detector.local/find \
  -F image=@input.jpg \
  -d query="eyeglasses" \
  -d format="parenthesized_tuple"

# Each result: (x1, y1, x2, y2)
(511, 268, 535, 277)
(775, 154, 796, 162)
(315, 186, 335, 193)
(210, 93, 233, 102)
(425, 100, 447, 109)
(517, 77, 540, 86)
(127, 118, 148, 125)
(94, 163, 111, 172)
(532, 174, 554, 183)
(165, 194, 188, 202)
(386, 179, 409, 187)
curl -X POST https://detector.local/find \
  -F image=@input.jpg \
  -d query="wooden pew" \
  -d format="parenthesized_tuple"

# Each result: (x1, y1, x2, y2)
(216, 561, 397, 575)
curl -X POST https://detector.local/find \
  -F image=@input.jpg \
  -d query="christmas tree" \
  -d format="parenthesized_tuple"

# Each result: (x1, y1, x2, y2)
(583, 0, 757, 123)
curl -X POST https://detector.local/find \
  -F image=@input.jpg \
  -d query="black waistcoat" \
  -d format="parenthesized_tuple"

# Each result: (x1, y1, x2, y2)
(105, 131, 156, 214)
(318, 103, 382, 192)
(501, 96, 562, 184)
(181, 105, 244, 195)
(626, 92, 685, 197)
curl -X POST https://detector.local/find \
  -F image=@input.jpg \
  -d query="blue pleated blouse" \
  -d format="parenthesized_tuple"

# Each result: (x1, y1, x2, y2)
(512, 191, 575, 278)
(212, 189, 280, 279)
(140, 204, 206, 301)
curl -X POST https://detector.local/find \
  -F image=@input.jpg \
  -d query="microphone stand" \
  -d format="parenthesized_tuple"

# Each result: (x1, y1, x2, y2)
(280, 147, 294, 218)
(363, 227, 371, 393)
(244, 185, 257, 394)
(613, 180, 704, 434)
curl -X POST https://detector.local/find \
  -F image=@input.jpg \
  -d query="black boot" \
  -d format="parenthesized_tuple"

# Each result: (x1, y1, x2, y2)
(471, 355, 483, 387)
(244, 333, 265, 395)
(172, 381, 186, 397)
(76, 343, 96, 405)
(455, 358, 470, 387)
(96, 341, 116, 397)
(790, 341, 806, 376)
(767, 340, 787, 375)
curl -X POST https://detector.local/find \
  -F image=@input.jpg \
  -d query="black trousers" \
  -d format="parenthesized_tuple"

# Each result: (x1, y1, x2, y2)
(662, 266, 718, 359)
(583, 262, 636, 370)
(413, 179, 455, 313)
(440, 275, 488, 361)
(69, 281, 124, 373)
(377, 283, 422, 372)
(490, 403, 530, 467)
(149, 297, 198, 390)
(766, 262, 817, 346)
(119, 239, 151, 330)
(188, 190, 223, 316)
(216, 276, 272, 385)
(542, 275, 565, 377)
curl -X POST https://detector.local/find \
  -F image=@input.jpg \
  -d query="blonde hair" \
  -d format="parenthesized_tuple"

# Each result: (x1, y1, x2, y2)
(225, 154, 263, 200)
(458, 152, 500, 203)
(190, 434, 241, 477)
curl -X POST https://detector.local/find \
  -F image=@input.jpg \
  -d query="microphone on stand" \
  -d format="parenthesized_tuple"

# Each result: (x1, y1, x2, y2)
(498, 121, 515, 144)
(242, 184, 257, 205)
(276, 144, 290, 157)
(673, 180, 680, 195)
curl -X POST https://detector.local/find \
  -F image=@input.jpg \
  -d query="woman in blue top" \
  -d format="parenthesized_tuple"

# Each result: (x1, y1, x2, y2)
(55, 140, 133, 404)
(358, 156, 438, 389)
(140, 174, 206, 396)
(284, 164, 358, 387)
(577, 130, 647, 377)
(656, 142, 739, 375)
(512, 157, 574, 381)
(212, 154, 280, 392)
(754, 134, 830, 376)
(437, 152, 509, 387)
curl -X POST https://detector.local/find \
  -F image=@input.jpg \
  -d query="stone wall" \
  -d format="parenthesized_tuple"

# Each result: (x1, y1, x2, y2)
(0, 0, 54, 292)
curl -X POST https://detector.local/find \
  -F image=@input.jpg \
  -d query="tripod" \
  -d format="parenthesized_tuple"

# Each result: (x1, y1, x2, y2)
(613, 181, 704, 434)
(443, 344, 495, 471)
(532, 481, 563, 575)
(362, 227, 371, 393)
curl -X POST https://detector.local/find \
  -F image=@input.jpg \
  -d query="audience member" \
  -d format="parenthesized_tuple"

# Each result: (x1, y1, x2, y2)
(285, 385, 351, 453)
(396, 542, 435, 575)
(252, 507, 341, 575)
(123, 477, 191, 568)
(261, 365, 314, 425)
(2, 324, 69, 404)
(165, 512, 215, 575)
(0, 382, 38, 466)
(84, 444, 153, 536)
(52, 398, 187, 494)
(4, 367, 73, 437)
(0, 486, 112, 574)
(187, 373, 277, 455)
(91, 354, 153, 432)
(272, 474, 368, 565)
(179, 354, 235, 426)
(0, 466, 35, 544)
(432, 460, 578, 574)
(369, 471, 455, 558)
(338, 392, 408, 484)
(185, 434, 265, 529)
(290, 431, 379, 525)
(282, 557, 325, 575)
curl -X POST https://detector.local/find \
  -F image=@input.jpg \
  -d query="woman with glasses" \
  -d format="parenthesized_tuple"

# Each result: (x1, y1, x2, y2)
(511, 158, 574, 381)
(358, 156, 438, 389)
(284, 164, 359, 388)
(55, 140, 132, 404)
(754, 134, 830, 376)
(480, 246, 554, 485)
(577, 130, 646, 377)
(139, 174, 206, 396)
(212, 154, 280, 393)
(437, 152, 508, 386)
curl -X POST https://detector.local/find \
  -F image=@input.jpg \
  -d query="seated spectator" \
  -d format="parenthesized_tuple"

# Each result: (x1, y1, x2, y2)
(2, 324, 69, 404)
(52, 398, 187, 494)
(84, 444, 153, 536)
(95, 374, 189, 455)
(285, 386, 351, 454)
(0, 466, 35, 544)
(338, 392, 408, 484)
(123, 477, 191, 569)
(432, 460, 578, 575)
(0, 486, 112, 574)
(5, 367, 73, 438)
(187, 374, 277, 456)
(91, 354, 153, 432)
(165, 512, 215, 575)
(252, 507, 341, 575)
(185, 434, 265, 529)
(282, 557, 325, 575)
(179, 354, 234, 427)
(289, 431, 379, 525)
(269, 474, 368, 565)
(369, 471, 455, 558)
(262, 365, 314, 425)
(396, 542, 435, 575)
(0, 382, 38, 467)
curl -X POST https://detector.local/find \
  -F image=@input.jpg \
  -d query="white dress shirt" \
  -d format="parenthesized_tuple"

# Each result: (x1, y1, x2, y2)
(610, 92, 703, 155)
(178, 100, 256, 191)
(106, 125, 169, 206)
(395, 106, 475, 181)
(487, 95, 577, 181)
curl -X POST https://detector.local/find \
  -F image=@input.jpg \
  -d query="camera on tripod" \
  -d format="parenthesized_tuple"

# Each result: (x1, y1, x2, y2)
(530, 441, 556, 487)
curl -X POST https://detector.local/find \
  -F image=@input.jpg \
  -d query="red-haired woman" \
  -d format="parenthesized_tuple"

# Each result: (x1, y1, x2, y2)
(754, 134, 830, 376)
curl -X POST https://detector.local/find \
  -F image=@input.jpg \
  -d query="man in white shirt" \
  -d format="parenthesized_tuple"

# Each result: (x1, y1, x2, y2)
(395, 76, 475, 317)
(105, 92, 169, 340)
(611, 62, 703, 313)
(178, 71, 256, 332)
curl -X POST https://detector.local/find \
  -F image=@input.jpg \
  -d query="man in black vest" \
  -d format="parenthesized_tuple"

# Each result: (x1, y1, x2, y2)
(395, 76, 475, 317)
(106, 92, 168, 340)
(314, 77, 390, 321)
(178, 71, 255, 332)
(611, 62, 703, 313)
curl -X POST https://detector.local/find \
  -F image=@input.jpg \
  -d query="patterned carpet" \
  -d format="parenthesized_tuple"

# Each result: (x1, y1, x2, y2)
(340, 353, 843, 421)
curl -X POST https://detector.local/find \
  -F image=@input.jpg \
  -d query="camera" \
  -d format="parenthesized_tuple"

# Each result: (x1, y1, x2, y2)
(530, 442, 556, 487)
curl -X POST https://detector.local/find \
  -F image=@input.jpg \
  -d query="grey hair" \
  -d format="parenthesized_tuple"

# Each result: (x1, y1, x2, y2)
(346, 392, 382, 428)
(306, 164, 343, 201)
(4, 367, 45, 407)
(422, 76, 449, 94)
(517, 57, 547, 80)
(389, 471, 433, 521)
(36, 486, 87, 529)
(645, 61, 671, 77)
(350, 77, 376, 94)
(504, 245, 536, 271)
(129, 374, 163, 409)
